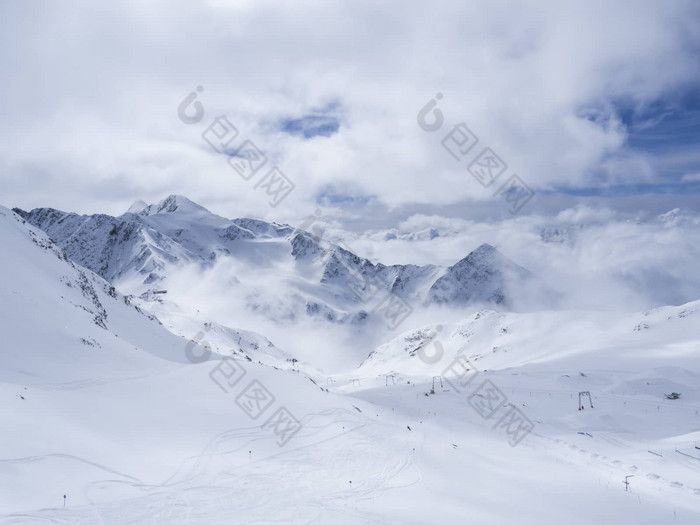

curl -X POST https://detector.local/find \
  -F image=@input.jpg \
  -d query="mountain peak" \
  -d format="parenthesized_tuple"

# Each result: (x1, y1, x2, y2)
(138, 195, 211, 217)
(471, 243, 497, 255)
(428, 243, 531, 305)
(456, 243, 528, 274)
(126, 200, 148, 214)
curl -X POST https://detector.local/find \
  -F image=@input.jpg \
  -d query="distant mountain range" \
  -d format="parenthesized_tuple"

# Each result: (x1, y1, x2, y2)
(14, 195, 543, 326)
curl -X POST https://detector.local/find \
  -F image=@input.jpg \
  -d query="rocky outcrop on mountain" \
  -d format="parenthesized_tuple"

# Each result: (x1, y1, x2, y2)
(14, 207, 189, 282)
(427, 243, 532, 306)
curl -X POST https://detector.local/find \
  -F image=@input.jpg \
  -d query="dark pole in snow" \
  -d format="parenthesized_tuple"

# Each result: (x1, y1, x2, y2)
(624, 475, 634, 492)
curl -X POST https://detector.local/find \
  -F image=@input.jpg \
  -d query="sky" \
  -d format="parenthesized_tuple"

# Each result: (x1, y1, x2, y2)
(2, 1, 700, 311)
(1, 0, 699, 225)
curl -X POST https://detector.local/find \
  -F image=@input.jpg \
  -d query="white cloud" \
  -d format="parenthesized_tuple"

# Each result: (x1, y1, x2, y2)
(1, 0, 699, 221)
(347, 206, 700, 310)
(555, 205, 616, 224)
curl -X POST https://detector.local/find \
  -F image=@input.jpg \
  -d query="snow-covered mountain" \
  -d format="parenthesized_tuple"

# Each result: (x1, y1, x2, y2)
(427, 243, 531, 305)
(0, 205, 190, 384)
(12, 195, 294, 286)
(16, 195, 547, 330)
(0, 205, 292, 376)
(11, 205, 196, 285)
(2, 203, 700, 524)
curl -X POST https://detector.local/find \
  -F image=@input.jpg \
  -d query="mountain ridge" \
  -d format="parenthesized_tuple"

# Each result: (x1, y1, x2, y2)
(14, 195, 545, 327)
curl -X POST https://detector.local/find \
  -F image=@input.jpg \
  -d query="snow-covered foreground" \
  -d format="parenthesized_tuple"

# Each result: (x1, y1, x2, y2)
(2, 205, 700, 524)
(3, 365, 700, 524)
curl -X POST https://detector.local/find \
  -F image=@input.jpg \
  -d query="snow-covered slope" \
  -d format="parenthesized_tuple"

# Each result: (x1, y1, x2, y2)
(0, 205, 345, 519)
(2, 204, 700, 524)
(0, 206, 193, 384)
(359, 303, 700, 384)
(345, 302, 700, 521)
(2, 205, 290, 371)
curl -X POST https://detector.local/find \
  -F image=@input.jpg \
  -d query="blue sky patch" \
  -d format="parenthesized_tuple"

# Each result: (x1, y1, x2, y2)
(281, 115, 340, 139)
